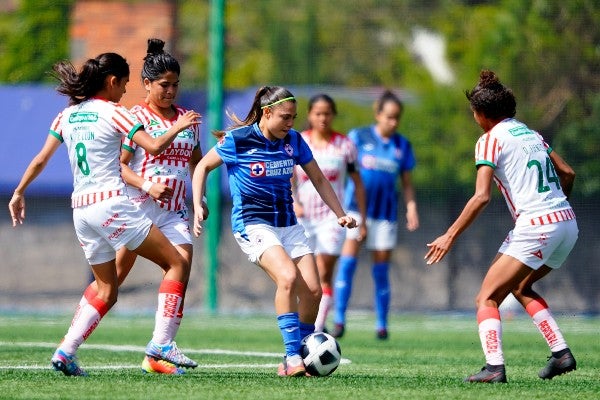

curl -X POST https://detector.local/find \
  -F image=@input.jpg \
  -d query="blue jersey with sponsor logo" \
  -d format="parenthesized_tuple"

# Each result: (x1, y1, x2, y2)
(344, 125, 415, 222)
(215, 123, 313, 236)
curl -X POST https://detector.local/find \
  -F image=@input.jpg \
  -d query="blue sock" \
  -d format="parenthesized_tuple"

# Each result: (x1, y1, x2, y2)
(372, 262, 390, 330)
(277, 312, 301, 357)
(333, 256, 357, 325)
(299, 322, 315, 340)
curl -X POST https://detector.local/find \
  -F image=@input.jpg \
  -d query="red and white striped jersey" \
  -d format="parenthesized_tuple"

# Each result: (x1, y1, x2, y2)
(49, 97, 143, 208)
(122, 103, 200, 211)
(475, 118, 573, 226)
(295, 130, 357, 220)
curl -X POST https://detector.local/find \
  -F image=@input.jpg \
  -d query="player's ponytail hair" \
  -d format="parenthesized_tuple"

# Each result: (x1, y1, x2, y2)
(374, 89, 403, 115)
(53, 53, 129, 105)
(466, 69, 516, 119)
(213, 86, 296, 139)
(142, 38, 180, 82)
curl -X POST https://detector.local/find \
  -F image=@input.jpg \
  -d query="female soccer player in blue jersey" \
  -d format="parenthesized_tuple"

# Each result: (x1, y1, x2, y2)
(191, 86, 356, 377)
(332, 90, 420, 340)
(426, 70, 577, 383)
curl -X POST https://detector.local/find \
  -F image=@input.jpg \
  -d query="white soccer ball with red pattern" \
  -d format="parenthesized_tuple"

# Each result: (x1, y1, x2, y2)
(300, 332, 341, 376)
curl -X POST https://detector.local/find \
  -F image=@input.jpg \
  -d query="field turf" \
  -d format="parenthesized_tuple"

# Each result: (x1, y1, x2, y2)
(0, 312, 598, 399)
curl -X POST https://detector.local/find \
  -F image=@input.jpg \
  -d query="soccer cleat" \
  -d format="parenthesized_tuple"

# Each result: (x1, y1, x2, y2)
(539, 348, 577, 379)
(145, 340, 198, 368)
(376, 328, 389, 340)
(141, 355, 185, 375)
(277, 355, 306, 377)
(464, 364, 507, 383)
(331, 323, 345, 339)
(51, 349, 88, 377)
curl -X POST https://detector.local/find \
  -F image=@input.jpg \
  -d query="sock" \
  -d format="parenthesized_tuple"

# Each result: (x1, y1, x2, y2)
(299, 321, 315, 340)
(60, 296, 109, 355)
(372, 262, 390, 330)
(477, 306, 504, 366)
(70, 284, 98, 327)
(333, 256, 357, 325)
(152, 279, 184, 345)
(314, 286, 332, 332)
(277, 312, 301, 357)
(526, 298, 568, 353)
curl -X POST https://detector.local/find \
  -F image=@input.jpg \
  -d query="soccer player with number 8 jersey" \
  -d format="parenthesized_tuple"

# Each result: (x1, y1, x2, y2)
(425, 70, 578, 383)
(8, 52, 200, 377)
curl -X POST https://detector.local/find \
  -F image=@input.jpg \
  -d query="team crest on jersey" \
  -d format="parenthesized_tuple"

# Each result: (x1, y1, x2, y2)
(250, 162, 266, 177)
(284, 143, 293, 156)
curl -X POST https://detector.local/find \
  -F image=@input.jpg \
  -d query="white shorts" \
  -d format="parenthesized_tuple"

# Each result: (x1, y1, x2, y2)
(136, 198, 192, 246)
(498, 219, 578, 270)
(345, 211, 398, 250)
(234, 224, 313, 264)
(298, 216, 346, 256)
(73, 195, 153, 265)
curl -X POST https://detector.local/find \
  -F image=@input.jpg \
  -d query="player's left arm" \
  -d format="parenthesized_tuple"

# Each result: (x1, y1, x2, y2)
(118, 150, 173, 201)
(400, 170, 419, 231)
(302, 159, 356, 228)
(549, 150, 575, 199)
(425, 165, 494, 265)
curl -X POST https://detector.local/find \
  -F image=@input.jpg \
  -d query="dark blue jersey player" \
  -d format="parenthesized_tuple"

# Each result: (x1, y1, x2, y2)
(333, 90, 420, 341)
(191, 86, 356, 377)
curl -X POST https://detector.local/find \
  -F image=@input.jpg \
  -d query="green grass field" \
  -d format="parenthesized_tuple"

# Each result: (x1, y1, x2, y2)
(0, 312, 598, 399)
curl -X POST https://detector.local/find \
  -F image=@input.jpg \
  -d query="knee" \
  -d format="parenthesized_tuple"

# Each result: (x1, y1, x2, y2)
(474, 293, 496, 309)
(276, 268, 298, 293)
(310, 284, 322, 304)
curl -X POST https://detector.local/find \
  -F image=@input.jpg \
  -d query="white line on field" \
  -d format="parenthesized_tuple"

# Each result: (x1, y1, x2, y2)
(0, 341, 352, 365)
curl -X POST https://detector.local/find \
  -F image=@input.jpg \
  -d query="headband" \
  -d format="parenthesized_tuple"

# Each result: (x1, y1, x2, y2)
(261, 96, 296, 109)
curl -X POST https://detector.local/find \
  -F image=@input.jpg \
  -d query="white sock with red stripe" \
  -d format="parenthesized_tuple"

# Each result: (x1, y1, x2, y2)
(477, 306, 504, 366)
(60, 296, 109, 355)
(526, 298, 568, 352)
(314, 287, 333, 332)
(70, 284, 97, 327)
(152, 279, 184, 345)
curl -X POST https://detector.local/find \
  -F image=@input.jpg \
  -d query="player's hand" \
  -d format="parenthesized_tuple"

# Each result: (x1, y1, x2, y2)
(338, 215, 357, 229)
(424, 233, 454, 265)
(174, 110, 201, 132)
(193, 203, 208, 237)
(406, 208, 419, 231)
(357, 222, 367, 242)
(148, 182, 174, 202)
(8, 192, 25, 227)
(293, 202, 304, 218)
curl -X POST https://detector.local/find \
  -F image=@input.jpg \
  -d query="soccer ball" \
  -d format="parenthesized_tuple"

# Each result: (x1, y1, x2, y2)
(300, 332, 341, 376)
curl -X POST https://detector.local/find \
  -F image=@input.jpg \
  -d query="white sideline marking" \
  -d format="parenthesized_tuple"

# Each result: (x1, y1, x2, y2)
(0, 341, 352, 368)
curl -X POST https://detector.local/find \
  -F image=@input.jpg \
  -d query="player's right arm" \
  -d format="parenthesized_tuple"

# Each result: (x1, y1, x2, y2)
(131, 110, 200, 155)
(425, 164, 494, 264)
(191, 147, 223, 237)
(9, 134, 62, 226)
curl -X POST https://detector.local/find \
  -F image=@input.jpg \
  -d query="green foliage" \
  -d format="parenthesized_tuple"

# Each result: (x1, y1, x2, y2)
(1, 0, 598, 195)
(0, 0, 73, 83)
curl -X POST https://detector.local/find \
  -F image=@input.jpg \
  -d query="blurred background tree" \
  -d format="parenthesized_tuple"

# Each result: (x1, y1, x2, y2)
(1, 0, 597, 198)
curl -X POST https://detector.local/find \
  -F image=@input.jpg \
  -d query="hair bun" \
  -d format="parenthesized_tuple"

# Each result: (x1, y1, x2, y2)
(146, 38, 165, 56)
